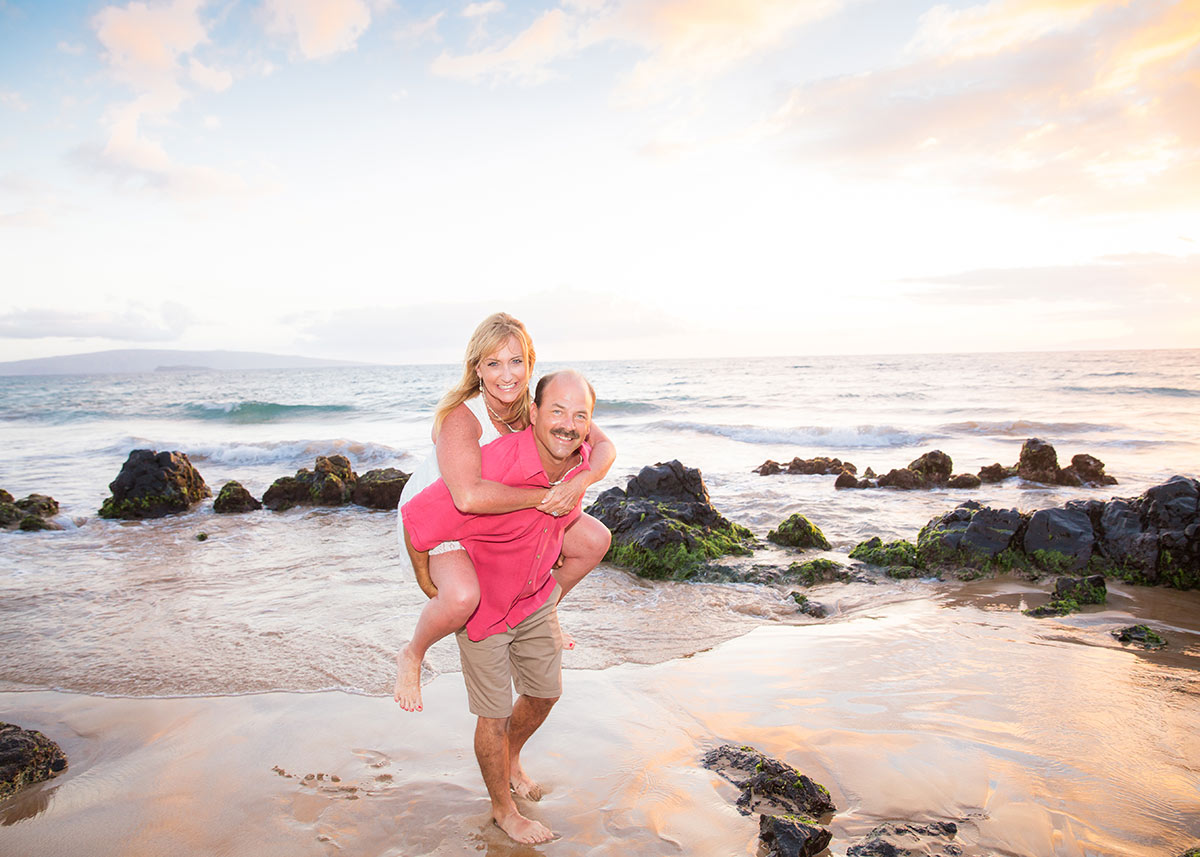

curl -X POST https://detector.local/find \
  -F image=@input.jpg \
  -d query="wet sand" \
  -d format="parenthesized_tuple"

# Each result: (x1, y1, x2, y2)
(3, 586, 1199, 857)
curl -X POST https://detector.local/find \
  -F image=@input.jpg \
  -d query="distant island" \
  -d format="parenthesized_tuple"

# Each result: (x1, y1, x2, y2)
(0, 349, 372, 377)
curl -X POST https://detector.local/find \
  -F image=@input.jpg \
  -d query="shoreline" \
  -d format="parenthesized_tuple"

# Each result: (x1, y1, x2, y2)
(5, 589, 1199, 857)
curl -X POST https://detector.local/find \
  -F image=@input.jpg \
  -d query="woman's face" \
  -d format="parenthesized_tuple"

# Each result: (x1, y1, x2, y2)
(476, 336, 528, 406)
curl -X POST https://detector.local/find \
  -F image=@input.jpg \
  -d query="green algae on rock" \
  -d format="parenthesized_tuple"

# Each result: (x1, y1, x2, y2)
(99, 449, 211, 519)
(767, 514, 831, 550)
(586, 460, 755, 581)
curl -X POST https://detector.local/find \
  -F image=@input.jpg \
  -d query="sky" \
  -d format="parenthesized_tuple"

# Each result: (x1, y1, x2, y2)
(1, 0, 1197, 365)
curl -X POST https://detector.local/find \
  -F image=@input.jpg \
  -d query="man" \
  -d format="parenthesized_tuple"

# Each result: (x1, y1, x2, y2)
(399, 369, 602, 845)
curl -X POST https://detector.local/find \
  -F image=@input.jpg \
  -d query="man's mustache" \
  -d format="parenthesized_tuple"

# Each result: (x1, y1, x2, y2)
(550, 429, 580, 441)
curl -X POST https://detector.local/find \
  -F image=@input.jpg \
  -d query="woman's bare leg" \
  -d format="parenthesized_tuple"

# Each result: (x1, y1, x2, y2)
(394, 549, 480, 711)
(551, 513, 611, 649)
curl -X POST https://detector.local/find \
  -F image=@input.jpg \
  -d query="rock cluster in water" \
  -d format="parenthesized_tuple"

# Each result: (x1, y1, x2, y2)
(702, 744, 835, 857)
(99, 450, 211, 519)
(755, 439, 1117, 491)
(0, 490, 62, 532)
(0, 722, 67, 800)
(702, 745, 977, 857)
(96, 450, 411, 519)
(585, 460, 756, 580)
(850, 475, 1199, 589)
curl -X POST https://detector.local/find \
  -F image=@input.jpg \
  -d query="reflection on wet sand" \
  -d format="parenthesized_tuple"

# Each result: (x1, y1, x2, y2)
(3, 585, 1197, 856)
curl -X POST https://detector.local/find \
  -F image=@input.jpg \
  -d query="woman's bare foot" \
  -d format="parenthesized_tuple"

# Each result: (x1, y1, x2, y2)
(509, 763, 544, 801)
(393, 643, 423, 711)
(560, 629, 576, 651)
(494, 809, 555, 844)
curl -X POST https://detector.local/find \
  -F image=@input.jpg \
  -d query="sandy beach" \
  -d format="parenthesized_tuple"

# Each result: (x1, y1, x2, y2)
(4, 580, 1198, 857)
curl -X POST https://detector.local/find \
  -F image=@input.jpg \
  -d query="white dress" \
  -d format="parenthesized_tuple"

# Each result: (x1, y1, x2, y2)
(396, 395, 504, 566)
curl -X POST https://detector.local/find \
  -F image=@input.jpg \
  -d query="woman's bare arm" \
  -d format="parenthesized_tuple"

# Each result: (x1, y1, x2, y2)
(436, 402, 548, 514)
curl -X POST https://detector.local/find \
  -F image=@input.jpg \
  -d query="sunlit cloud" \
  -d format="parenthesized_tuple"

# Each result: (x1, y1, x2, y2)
(0, 302, 196, 342)
(768, 0, 1200, 214)
(431, 0, 848, 99)
(394, 10, 443, 44)
(463, 1, 505, 18)
(57, 40, 87, 55)
(903, 253, 1200, 307)
(86, 0, 244, 196)
(264, 0, 371, 60)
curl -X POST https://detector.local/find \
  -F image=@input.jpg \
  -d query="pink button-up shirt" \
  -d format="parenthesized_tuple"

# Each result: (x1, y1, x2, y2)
(401, 427, 592, 641)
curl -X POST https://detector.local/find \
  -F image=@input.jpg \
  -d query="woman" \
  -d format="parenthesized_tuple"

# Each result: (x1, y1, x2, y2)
(393, 313, 615, 711)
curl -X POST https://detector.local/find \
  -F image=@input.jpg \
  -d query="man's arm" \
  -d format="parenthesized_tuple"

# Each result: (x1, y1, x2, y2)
(402, 525, 438, 598)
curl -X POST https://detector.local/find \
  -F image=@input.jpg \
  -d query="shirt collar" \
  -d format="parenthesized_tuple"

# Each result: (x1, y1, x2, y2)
(515, 425, 592, 484)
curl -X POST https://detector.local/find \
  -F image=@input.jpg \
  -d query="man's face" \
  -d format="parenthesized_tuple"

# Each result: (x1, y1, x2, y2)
(529, 375, 594, 467)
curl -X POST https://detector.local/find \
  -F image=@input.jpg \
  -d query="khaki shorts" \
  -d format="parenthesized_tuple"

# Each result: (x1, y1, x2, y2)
(455, 585, 563, 719)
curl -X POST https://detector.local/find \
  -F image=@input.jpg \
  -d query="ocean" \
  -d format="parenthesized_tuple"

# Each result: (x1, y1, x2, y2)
(1, 348, 1198, 697)
(2, 349, 1199, 856)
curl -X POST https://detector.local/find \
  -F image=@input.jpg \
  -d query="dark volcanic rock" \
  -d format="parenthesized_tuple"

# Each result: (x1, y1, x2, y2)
(878, 467, 923, 490)
(759, 813, 832, 857)
(1096, 498, 1158, 575)
(0, 722, 68, 800)
(351, 468, 411, 510)
(1112, 624, 1167, 649)
(1017, 437, 1061, 484)
(755, 457, 856, 476)
(768, 514, 831, 550)
(1065, 453, 1118, 486)
(701, 744, 836, 819)
(1, 493, 63, 531)
(908, 450, 953, 486)
(847, 821, 963, 857)
(263, 455, 357, 512)
(961, 507, 1023, 558)
(1025, 575, 1107, 617)
(100, 450, 211, 519)
(1023, 507, 1094, 571)
(948, 473, 982, 489)
(586, 461, 754, 580)
(835, 470, 860, 489)
(213, 481, 263, 514)
(849, 537, 917, 569)
(978, 462, 1015, 483)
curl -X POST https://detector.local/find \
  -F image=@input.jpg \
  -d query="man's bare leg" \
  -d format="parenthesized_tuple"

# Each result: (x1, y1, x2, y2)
(475, 715, 555, 844)
(552, 513, 612, 649)
(507, 694, 557, 801)
(394, 549, 480, 711)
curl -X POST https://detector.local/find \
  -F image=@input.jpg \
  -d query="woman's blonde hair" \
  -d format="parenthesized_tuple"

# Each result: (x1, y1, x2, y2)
(433, 312, 536, 435)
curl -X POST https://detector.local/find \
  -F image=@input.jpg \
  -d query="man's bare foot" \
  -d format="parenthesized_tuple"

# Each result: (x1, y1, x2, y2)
(510, 763, 544, 801)
(494, 809, 555, 844)
(393, 643, 423, 711)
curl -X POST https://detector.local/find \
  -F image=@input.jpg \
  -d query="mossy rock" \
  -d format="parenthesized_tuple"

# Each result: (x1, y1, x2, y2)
(785, 558, 846, 586)
(1112, 624, 1167, 649)
(849, 537, 917, 568)
(0, 722, 68, 800)
(885, 565, 922, 579)
(768, 514, 831, 550)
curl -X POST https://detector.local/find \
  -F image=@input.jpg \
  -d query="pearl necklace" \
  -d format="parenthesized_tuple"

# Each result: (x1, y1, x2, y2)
(484, 398, 522, 433)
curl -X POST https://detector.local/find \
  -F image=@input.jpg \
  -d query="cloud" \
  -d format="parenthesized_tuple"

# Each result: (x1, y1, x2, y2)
(0, 303, 195, 342)
(1, 90, 28, 111)
(264, 0, 372, 60)
(87, 0, 244, 196)
(293, 292, 691, 363)
(767, 0, 1200, 214)
(902, 253, 1200, 310)
(189, 57, 233, 91)
(57, 40, 87, 55)
(394, 11, 443, 44)
(432, 8, 572, 83)
(463, 1, 505, 18)
(431, 0, 847, 98)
